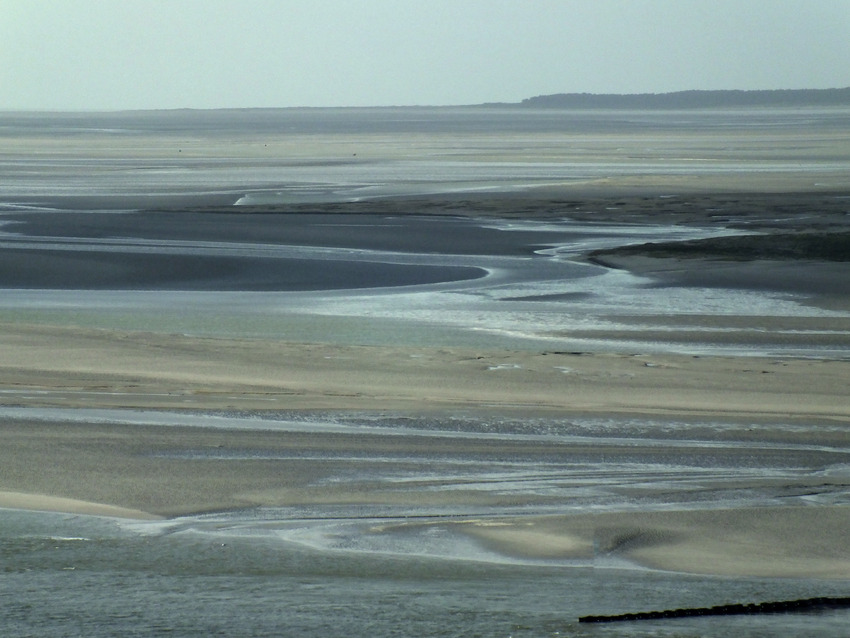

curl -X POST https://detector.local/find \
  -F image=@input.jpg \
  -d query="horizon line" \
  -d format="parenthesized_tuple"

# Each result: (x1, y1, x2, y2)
(3, 86, 849, 114)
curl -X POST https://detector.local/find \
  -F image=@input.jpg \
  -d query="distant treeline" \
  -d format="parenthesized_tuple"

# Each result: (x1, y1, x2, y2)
(519, 88, 850, 109)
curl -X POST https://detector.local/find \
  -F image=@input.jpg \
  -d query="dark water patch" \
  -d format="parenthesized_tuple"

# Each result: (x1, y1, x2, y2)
(0, 248, 484, 291)
(590, 231, 850, 262)
(501, 291, 595, 302)
(580, 596, 850, 623)
(3, 210, 569, 257)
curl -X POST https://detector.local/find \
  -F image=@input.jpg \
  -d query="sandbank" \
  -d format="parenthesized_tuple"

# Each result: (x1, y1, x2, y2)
(450, 506, 850, 578)
(1, 322, 849, 419)
(2, 416, 849, 578)
(0, 491, 161, 520)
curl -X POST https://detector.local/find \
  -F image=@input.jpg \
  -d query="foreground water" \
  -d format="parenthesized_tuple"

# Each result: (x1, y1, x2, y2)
(3, 507, 850, 638)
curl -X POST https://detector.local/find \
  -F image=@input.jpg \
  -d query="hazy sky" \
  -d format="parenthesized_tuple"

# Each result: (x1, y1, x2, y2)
(3, 0, 849, 110)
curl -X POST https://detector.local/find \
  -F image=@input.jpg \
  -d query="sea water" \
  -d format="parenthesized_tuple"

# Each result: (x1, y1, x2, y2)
(3, 506, 850, 638)
(3, 408, 850, 638)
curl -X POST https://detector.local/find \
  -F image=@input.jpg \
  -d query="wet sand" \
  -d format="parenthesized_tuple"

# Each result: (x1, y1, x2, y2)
(2, 190, 849, 578)
(2, 403, 849, 578)
(454, 507, 850, 578)
(2, 321, 849, 418)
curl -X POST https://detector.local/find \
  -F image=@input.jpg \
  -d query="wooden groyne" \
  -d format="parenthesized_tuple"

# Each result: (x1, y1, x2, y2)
(579, 596, 850, 623)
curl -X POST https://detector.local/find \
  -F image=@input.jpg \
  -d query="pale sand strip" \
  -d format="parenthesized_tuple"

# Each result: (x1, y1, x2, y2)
(2, 322, 849, 419)
(450, 506, 850, 578)
(0, 491, 162, 520)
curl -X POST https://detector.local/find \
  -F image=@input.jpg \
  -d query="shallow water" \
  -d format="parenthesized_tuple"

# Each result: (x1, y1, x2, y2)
(2, 107, 848, 205)
(4, 503, 850, 637)
(0, 212, 846, 356)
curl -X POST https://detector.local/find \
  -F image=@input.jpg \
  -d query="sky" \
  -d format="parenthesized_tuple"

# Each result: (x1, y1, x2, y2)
(2, 0, 849, 111)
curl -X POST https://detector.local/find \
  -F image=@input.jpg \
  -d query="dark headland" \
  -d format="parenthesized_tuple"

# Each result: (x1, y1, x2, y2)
(515, 87, 850, 109)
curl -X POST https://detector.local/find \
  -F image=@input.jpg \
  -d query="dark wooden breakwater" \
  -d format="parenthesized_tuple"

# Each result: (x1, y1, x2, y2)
(579, 596, 850, 623)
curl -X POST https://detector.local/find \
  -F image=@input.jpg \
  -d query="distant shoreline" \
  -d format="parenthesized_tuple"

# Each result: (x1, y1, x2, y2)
(3, 87, 849, 115)
(517, 87, 850, 109)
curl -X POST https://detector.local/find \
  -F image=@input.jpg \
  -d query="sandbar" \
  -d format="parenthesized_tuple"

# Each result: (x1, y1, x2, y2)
(2, 414, 849, 578)
(450, 507, 850, 578)
(1, 322, 849, 418)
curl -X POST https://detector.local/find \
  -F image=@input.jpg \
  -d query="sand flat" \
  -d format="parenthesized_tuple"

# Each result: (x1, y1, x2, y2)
(2, 328, 849, 576)
(0, 491, 162, 520)
(3, 412, 848, 577)
(2, 322, 849, 418)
